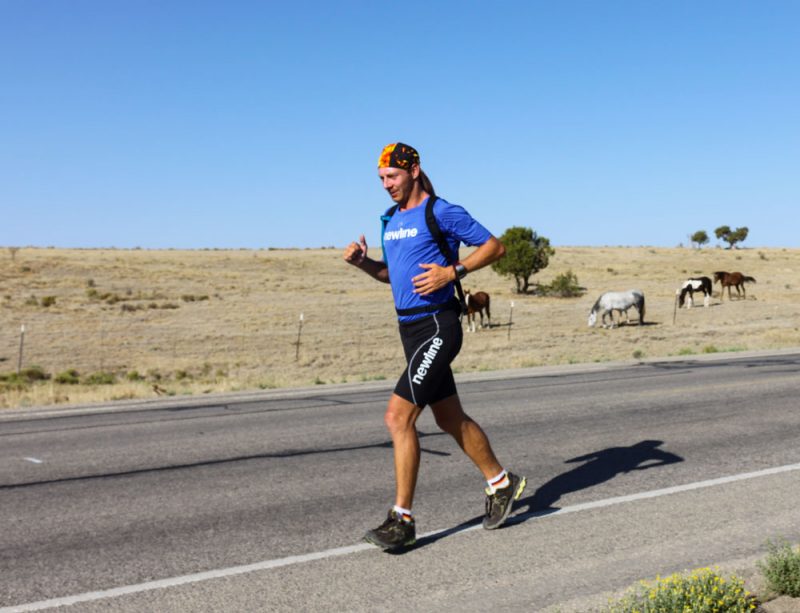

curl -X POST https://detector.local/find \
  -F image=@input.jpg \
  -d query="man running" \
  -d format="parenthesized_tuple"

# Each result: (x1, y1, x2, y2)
(343, 142, 526, 551)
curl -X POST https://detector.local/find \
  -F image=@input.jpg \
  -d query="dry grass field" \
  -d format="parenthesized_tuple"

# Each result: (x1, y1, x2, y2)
(1, 245, 799, 409)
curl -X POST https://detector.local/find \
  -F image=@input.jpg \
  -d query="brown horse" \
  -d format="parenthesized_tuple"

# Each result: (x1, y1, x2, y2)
(465, 289, 491, 332)
(713, 271, 756, 301)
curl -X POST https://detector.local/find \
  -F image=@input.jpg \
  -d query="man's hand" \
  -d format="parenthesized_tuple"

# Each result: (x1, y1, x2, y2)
(412, 263, 455, 295)
(343, 235, 368, 267)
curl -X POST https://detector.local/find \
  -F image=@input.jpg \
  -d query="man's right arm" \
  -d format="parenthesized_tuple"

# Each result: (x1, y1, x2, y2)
(343, 235, 390, 283)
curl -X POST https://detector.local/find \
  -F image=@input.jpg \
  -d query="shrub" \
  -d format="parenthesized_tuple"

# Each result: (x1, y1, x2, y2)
(82, 371, 116, 385)
(0, 372, 27, 390)
(126, 370, 145, 381)
(20, 365, 49, 381)
(40, 296, 57, 307)
(757, 539, 800, 597)
(606, 567, 757, 612)
(55, 369, 80, 384)
(543, 270, 583, 297)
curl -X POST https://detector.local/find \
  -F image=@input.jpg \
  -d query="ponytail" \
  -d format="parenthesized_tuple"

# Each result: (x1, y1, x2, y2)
(419, 170, 436, 198)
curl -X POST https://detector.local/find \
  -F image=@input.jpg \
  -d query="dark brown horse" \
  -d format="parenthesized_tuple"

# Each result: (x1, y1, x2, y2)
(713, 271, 756, 301)
(464, 289, 491, 332)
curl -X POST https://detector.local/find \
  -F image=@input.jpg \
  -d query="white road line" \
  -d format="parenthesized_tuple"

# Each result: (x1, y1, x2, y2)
(4, 461, 800, 613)
(22, 457, 43, 464)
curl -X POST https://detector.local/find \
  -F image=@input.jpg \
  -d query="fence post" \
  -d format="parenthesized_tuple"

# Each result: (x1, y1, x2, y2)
(17, 324, 25, 374)
(295, 313, 304, 361)
(507, 301, 514, 341)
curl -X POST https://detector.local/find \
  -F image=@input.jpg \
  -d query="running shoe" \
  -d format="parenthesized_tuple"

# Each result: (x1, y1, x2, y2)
(483, 472, 527, 530)
(364, 510, 416, 550)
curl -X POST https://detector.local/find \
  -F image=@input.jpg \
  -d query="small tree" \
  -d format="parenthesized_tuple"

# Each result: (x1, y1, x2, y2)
(491, 226, 555, 294)
(689, 230, 709, 249)
(715, 225, 749, 249)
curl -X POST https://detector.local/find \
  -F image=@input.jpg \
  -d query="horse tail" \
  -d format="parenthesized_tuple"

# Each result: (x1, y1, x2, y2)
(638, 293, 646, 324)
(702, 277, 713, 295)
(485, 293, 491, 319)
(743, 276, 756, 283)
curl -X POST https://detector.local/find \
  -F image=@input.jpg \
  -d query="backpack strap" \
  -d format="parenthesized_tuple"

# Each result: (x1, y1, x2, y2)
(425, 197, 468, 315)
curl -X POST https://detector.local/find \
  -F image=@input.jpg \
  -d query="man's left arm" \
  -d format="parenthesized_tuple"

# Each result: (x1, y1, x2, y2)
(412, 236, 505, 296)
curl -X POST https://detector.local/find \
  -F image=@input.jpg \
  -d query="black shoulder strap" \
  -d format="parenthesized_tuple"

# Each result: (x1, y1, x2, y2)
(425, 196, 467, 314)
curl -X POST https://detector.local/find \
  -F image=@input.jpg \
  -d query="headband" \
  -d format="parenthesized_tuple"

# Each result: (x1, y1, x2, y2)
(377, 142, 420, 170)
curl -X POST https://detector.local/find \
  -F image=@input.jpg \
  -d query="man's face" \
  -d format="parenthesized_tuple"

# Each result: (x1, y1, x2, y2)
(378, 165, 417, 203)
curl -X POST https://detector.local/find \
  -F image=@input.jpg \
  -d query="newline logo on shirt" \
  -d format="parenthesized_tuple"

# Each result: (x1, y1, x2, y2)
(384, 227, 418, 241)
(412, 337, 444, 385)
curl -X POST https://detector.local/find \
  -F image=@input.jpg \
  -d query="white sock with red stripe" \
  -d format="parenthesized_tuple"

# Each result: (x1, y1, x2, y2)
(487, 469, 510, 493)
(392, 505, 414, 523)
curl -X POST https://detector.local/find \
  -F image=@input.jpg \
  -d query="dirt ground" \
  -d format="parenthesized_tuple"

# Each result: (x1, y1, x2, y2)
(1, 245, 798, 408)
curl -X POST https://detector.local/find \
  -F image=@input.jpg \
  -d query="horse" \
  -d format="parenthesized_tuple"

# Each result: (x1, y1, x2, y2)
(588, 290, 645, 328)
(676, 276, 713, 309)
(464, 289, 491, 332)
(713, 271, 756, 301)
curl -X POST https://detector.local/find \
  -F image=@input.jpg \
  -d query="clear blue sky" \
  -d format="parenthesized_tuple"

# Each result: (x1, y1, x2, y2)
(2, 1, 798, 249)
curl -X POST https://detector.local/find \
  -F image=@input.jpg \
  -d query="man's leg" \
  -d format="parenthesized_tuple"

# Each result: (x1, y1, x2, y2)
(430, 393, 502, 479)
(431, 392, 526, 530)
(363, 393, 422, 550)
(384, 393, 424, 509)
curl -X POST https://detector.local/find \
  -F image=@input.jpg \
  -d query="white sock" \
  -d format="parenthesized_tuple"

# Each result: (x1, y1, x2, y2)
(487, 469, 509, 493)
(392, 505, 413, 522)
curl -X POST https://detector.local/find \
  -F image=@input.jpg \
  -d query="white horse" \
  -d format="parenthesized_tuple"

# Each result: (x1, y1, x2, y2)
(588, 290, 645, 328)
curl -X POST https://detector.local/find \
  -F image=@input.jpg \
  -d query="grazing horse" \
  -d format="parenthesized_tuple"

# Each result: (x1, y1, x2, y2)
(713, 271, 756, 301)
(464, 289, 491, 332)
(588, 290, 645, 328)
(676, 276, 713, 308)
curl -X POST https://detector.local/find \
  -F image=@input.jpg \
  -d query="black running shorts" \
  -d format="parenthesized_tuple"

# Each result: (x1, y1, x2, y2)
(394, 309, 463, 408)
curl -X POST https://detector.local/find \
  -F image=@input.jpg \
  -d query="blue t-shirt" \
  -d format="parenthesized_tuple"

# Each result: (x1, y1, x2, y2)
(382, 197, 492, 322)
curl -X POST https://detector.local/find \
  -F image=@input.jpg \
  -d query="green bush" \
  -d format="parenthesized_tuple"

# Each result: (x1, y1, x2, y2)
(0, 372, 28, 390)
(82, 371, 116, 385)
(607, 567, 757, 612)
(543, 270, 583, 297)
(20, 365, 49, 381)
(757, 540, 800, 597)
(55, 369, 80, 384)
(41, 296, 57, 307)
(126, 370, 145, 381)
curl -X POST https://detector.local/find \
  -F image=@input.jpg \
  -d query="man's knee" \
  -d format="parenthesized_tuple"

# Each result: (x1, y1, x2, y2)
(384, 395, 419, 434)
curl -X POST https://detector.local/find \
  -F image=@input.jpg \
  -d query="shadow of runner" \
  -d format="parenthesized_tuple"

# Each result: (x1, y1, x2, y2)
(392, 440, 683, 553)
(513, 439, 684, 519)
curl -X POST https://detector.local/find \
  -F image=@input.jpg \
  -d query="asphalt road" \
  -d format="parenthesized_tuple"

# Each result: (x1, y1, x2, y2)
(2, 349, 799, 612)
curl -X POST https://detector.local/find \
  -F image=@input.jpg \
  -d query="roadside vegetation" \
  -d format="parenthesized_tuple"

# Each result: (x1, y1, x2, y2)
(603, 541, 800, 612)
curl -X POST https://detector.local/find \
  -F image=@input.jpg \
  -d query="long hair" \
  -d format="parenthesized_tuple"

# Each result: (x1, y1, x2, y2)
(419, 169, 436, 197)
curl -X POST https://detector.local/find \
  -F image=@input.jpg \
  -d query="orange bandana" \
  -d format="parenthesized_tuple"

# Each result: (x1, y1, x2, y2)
(378, 142, 420, 170)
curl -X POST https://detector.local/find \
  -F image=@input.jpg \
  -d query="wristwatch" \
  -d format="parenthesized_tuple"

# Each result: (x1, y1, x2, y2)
(454, 262, 468, 280)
